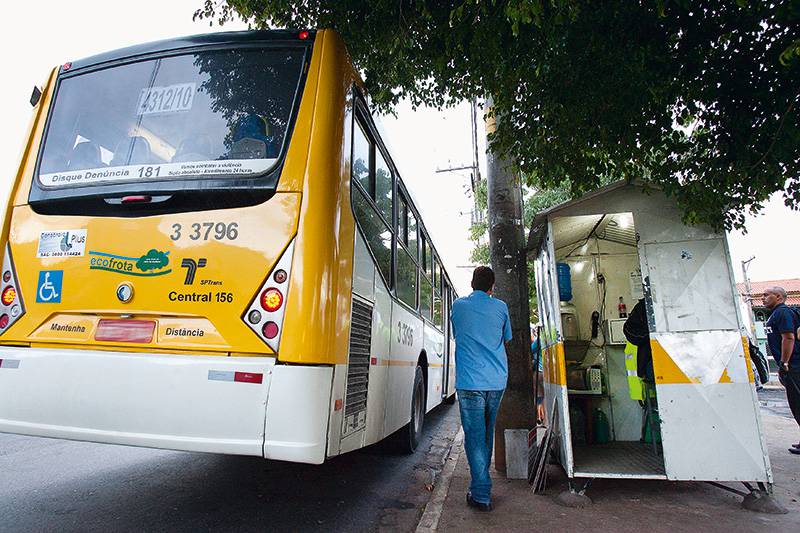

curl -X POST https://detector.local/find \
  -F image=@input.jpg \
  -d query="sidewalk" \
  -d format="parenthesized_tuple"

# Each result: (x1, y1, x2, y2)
(425, 414, 799, 532)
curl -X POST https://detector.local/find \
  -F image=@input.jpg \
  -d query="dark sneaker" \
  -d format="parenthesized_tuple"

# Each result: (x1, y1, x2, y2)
(466, 492, 493, 512)
(789, 447, 800, 455)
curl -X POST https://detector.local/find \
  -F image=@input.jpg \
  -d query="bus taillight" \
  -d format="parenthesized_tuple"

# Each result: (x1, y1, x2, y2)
(1, 286, 16, 306)
(260, 288, 283, 312)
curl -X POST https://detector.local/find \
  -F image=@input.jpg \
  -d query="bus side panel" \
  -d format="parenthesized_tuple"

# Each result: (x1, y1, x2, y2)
(384, 302, 423, 436)
(365, 260, 391, 446)
(326, 363, 347, 457)
(263, 363, 333, 464)
(3, 69, 58, 214)
(279, 30, 357, 366)
(423, 323, 444, 413)
(3, 69, 57, 246)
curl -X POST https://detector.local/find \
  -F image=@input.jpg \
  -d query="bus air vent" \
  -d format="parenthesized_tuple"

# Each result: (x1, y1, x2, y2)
(342, 296, 372, 436)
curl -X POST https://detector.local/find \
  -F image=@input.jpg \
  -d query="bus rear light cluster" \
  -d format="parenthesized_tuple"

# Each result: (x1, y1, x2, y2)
(242, 240, 295, 352)
(0, 245, 24, 334)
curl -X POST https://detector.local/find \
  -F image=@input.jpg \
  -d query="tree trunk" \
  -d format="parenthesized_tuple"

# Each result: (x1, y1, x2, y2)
(484, 97, 536, 473)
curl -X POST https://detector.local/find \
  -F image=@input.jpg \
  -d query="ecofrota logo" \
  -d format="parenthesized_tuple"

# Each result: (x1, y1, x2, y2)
(181, 258, 207, 285)
(88, 250, 170, 276)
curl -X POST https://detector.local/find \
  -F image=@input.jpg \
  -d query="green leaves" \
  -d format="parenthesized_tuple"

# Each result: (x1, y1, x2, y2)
(197, 0, 800, 230)
(780, 39, 800, 66)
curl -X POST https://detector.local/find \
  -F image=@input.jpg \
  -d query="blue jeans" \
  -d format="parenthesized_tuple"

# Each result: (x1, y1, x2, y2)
(457, 389, 504, 504)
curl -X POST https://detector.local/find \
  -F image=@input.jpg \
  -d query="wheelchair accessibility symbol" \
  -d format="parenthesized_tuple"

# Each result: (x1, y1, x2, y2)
(36, 270, 63, 303)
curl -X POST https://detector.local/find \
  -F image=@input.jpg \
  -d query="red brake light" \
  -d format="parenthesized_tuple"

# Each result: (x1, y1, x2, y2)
(95, 319, 155, 343)
(121, 195, 152, 204)
(262, 321, 279, 339)
(260, 288, 283, 312)
(63, 62, 72, 71)
(273, 269, 287, 283)
(0, 314, 8, 329)
(1, 286, 16, 306)
(298, 30, 309, 40)
(234, 372, 263, 384)
(2, 271, 10, 283)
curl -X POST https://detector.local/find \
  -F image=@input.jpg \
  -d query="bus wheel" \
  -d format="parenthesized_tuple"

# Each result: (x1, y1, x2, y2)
(399, 366, 426, 453)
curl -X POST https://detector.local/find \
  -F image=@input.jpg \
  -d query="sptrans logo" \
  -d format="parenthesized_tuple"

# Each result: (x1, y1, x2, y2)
(89, 250, 171, 276)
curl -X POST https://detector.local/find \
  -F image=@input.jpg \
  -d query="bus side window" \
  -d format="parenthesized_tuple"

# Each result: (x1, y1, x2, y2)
(351, 116, 392, 287)
(375, 149, 393, 224)
(396, 193, 418, 309)
(433, 258, 443, 328)
(353, 121, 373, 196)
(419, 230, 433, 320)
(407, 210, 418, 257)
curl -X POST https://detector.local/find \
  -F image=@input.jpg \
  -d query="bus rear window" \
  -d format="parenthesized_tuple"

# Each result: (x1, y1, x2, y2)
(36, 47, 306, 190)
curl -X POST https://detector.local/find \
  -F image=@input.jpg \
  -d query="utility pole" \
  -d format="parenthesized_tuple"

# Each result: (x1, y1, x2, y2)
(742, 256, 756, 336)
(484, 96, 536, 473)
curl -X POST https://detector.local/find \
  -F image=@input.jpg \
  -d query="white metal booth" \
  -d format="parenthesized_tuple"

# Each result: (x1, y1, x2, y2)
(528, 181, 772, 486)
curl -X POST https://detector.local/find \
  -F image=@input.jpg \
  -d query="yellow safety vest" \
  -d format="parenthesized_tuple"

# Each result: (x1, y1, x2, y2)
(624, 342, 644, 401)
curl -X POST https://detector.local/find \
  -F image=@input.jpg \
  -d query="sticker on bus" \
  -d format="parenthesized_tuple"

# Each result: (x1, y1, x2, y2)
(36, 270, 63, 303)
(137, 83, 196, 116)
(37, 229, 87, 258)
(38, 159, 276, 188)
(88, 250, 171, 276)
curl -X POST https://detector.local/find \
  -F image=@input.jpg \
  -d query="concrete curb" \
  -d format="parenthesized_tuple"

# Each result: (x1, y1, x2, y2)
(415, 429, 464, 533)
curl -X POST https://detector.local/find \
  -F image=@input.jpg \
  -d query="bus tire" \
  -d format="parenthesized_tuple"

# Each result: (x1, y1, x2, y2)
(398, 366, 426, 454)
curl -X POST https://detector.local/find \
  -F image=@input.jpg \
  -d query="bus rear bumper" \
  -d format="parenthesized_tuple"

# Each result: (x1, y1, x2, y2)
(0, 347, 332, 464)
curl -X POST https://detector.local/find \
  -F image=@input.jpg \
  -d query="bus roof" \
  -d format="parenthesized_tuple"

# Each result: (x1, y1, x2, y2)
(65, 29, 317, 72)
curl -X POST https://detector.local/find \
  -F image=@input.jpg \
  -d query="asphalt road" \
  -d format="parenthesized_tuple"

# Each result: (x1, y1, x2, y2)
(0, 403, 460, 533)
(758, 386, 794, 419)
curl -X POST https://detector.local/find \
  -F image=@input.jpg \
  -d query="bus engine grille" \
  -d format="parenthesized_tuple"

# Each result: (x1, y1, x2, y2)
(343, 296, 372, 435)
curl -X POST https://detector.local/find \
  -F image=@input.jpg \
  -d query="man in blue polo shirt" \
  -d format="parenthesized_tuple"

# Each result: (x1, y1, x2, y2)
(762, 286, 800, 454)
(450, 266, 512, 511)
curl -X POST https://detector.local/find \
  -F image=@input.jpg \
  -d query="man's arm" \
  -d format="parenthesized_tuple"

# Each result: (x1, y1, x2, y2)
(502, 303, 513, 343)
(450, 302, 458, 337)
(781, 332, 795, 370)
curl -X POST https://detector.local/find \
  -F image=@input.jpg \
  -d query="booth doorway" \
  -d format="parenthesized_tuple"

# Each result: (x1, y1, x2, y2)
(551, 212, 665, 478)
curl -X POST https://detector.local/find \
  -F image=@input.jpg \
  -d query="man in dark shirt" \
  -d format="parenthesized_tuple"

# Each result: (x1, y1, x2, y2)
(623, 299, 654, 382)
(762, 286, 800, 454)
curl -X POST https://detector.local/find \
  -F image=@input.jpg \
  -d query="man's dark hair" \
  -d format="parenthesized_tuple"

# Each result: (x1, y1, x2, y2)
(471, 266, 495, 292)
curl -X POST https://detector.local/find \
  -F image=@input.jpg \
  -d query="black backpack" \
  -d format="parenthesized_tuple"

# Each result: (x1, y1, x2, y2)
(791, 306, 800, 330)
(748, 339, 770, 384)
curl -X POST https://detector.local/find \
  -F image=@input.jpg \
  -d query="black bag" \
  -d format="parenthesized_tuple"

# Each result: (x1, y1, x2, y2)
(748, 339, 770, 384)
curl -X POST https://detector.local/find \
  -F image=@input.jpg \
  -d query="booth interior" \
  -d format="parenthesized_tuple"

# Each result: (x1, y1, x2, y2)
(551, 212, 665, 478)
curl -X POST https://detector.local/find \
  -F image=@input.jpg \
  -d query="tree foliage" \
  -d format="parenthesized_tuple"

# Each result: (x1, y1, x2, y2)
(195, 1, 800, 229)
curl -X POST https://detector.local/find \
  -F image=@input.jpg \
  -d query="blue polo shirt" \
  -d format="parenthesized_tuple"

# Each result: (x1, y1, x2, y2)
(765, 303, 800, 369)
(451, 290, 512, 391)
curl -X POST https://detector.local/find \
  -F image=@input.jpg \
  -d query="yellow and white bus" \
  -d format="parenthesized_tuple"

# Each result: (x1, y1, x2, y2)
(0, 29, 457, 463)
